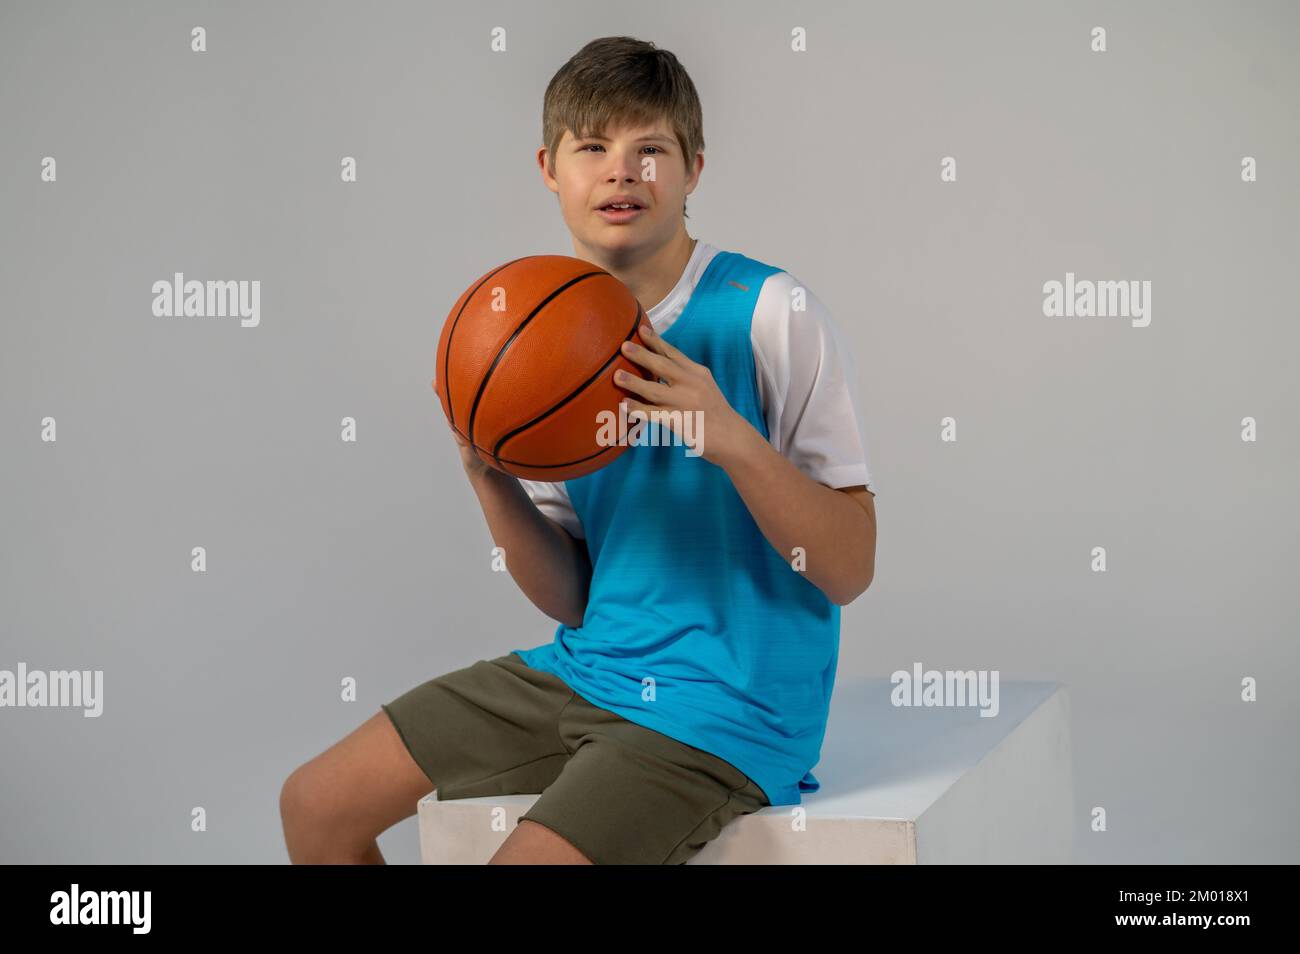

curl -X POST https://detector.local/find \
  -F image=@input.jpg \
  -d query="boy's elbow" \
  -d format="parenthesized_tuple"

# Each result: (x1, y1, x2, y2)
(833, 565, 874, 606)
(834, 501, 876, 606)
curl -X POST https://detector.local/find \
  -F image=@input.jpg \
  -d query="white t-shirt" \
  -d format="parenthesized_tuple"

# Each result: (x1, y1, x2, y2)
(520, 240, 876, 540)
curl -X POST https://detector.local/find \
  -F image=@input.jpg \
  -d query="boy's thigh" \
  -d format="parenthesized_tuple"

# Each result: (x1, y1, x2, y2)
(518, 698, 770, 865)
(381, 653, 574, 799)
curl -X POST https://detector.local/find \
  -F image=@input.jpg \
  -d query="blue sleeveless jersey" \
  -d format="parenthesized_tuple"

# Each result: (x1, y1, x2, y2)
(512, 249, 840, 806)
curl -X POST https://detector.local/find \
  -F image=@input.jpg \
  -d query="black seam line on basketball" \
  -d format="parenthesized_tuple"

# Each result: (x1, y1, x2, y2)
(448, 422, 621, 468)
(491, 301, 645, 463)
(443, 256, 528, 432)
(466, 270, 606, 448)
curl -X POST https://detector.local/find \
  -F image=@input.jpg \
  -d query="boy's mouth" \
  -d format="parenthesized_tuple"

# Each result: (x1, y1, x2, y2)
(595, 195, 647, 211)
(596, 206, 645, 223)
(595, 197, 647, 223)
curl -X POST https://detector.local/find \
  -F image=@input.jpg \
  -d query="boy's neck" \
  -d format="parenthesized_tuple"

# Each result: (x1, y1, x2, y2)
(573, 231, 698, 315)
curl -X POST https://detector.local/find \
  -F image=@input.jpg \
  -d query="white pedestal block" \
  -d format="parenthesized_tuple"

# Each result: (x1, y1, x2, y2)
(417, 680, 1073, 864)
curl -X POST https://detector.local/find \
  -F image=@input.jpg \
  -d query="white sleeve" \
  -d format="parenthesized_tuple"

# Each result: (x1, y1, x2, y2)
(519, 479, 585, 539)
(752, 271, 877, 494)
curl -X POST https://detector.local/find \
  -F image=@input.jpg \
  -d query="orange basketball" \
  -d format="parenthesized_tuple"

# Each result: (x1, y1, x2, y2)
(434, 255, 653, 481)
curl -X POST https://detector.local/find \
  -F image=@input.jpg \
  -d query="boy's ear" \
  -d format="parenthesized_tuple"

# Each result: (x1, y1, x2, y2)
(537, 146, 559, 191)
(685, 151, 705, 195)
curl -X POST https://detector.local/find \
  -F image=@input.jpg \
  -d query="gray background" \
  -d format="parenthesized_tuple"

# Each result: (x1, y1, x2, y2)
(2, 0, 1297, 864)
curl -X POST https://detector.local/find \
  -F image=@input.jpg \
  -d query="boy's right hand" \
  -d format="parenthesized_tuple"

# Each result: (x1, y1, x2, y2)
(435, 378, 493, 479)
(449, 421, 493, 478)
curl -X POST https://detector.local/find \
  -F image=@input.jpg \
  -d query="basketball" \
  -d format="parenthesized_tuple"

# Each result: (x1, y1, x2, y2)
(434, 255, 654, 481)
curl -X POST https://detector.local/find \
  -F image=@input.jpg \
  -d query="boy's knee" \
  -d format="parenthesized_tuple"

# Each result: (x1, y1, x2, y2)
(279, 764, 326, 830)
(280, 764, 346, 864)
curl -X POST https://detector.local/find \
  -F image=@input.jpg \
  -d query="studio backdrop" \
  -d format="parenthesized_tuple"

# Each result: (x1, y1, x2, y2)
(1, 0, 1296, 864)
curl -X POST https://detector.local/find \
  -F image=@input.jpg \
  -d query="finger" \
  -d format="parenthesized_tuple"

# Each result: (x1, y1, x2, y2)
(637, 321, 693, 367)
(614, 367, 671, 403)
(620, 398, 655, 423)
(619, 338, 674, 382)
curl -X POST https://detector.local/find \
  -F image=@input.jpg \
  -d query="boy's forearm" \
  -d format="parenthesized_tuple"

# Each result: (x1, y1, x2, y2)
(718, 422, 875, 606)
(466, 468, 591, 627)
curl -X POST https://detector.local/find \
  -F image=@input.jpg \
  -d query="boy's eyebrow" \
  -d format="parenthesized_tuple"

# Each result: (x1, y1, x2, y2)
(576, 133, 674, 144)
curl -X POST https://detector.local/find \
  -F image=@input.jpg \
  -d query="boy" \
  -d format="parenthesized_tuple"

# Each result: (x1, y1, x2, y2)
(280, 36, 876, 865)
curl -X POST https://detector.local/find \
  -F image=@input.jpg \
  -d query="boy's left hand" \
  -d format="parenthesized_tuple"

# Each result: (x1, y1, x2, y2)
(613, 321, 752, 467)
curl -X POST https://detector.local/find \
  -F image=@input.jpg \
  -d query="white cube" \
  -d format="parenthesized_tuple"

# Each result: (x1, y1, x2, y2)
(417, 681, 1074, 864)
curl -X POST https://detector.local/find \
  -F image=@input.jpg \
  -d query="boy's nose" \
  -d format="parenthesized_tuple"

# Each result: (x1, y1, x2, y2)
(605, 153, 640, 180)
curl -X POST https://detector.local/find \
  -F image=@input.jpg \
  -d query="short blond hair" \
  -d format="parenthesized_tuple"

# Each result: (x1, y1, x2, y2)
(542, 36, 704, 216)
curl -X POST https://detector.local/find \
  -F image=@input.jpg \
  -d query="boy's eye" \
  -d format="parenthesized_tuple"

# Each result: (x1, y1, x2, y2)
(581, 144, 661, 154)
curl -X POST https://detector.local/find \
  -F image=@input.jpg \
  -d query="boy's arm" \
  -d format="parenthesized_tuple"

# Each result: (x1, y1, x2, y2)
(717, 431, 875, 606)
(466, 467, 592, 628)
(614, 296, 876, 607)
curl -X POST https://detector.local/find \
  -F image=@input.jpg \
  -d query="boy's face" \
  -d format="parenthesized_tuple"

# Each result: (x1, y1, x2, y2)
(539, 117, 702, 261)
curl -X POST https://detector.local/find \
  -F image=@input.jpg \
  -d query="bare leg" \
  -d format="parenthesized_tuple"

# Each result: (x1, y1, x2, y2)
(489, 819, 594, 864)
(280, 708, 435, 864)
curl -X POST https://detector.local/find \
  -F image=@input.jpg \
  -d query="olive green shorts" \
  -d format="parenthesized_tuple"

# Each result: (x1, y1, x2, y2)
(380, 652, 770, 865)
